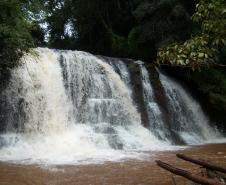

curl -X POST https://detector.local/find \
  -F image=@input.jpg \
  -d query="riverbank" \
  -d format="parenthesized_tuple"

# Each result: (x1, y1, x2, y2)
(0, 143, 226, 185)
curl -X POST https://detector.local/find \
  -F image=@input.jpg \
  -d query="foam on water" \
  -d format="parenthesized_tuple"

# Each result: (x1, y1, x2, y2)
(0, 125, 176, 165)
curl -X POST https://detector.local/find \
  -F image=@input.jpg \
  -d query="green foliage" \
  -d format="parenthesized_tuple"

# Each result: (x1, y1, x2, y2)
(156, 0, 226, 69)
(157, 34, 216, 70)
(0, 0, 45, 73)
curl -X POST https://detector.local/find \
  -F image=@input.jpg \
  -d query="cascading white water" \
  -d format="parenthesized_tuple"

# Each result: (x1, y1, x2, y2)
(139, 61, 170, 141)
(159, 72, 220, 144)
(60, 51, 140, 126)
(0, 48, 171, 165)
(0, 48, 223, 165)
(3, 49, 70, 134)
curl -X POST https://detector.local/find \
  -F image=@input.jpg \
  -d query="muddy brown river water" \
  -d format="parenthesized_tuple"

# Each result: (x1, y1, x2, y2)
(0, 143, 226, 185)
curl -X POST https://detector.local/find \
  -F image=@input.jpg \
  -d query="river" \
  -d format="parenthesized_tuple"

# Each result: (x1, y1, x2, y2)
(0, 143, 226, 185)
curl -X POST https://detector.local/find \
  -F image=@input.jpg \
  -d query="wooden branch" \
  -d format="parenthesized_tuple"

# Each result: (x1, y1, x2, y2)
(176, 154, 226, 173)
(156, 63, 191, 68)
(211, 62, 226, 68)
(157, 62, 226, 69)
(156, 160, 225, 185)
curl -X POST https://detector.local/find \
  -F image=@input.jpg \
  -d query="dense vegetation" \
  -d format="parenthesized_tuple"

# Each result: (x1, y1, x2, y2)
(156, 0, 226, 125)
(44, 0, 196, 60)
(0, 0, 44, 88)
(156, 0, 226, 69)
(1, 1, 45, 66)
(0, 0, 198, 65)
(0, 0, 225, 124)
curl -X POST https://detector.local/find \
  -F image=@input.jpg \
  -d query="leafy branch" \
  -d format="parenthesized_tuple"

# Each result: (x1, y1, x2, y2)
(156, 0, 226, 70)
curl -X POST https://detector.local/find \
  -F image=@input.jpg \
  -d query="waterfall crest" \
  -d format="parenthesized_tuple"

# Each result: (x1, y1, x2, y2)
(0, 48, 221, 164)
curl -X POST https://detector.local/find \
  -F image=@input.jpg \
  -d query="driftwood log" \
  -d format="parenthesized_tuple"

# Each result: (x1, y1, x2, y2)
(156, 160, 225, 185)
(176, 154, 226, 174)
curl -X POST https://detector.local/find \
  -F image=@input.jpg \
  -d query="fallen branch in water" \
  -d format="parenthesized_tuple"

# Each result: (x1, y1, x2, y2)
(156, 160, 225, 185)
(176, 154, 226, 174)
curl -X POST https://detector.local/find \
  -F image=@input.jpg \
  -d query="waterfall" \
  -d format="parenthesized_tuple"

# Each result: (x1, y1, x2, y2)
(0, 48, 168, 164)
(0, 48, 221, 164)
(59, 51, 139, 126)
(159, 72, 220, 144)
(3, 49, 70, 134)
(139, 62, 170, 141)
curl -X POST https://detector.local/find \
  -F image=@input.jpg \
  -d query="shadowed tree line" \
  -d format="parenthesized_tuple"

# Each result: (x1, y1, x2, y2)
(44, 0, 197, 61)
(0, 0, 197, 67)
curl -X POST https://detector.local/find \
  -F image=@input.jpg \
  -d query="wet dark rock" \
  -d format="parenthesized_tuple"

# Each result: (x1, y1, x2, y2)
(0, 136, 6, 148)
(108, 134, 124, 150)
(128, 62, 150, 128)
(0, 71, 11, 133)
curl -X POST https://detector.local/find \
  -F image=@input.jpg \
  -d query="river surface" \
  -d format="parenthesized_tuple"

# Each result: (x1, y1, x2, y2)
(0, 143, 226, 185)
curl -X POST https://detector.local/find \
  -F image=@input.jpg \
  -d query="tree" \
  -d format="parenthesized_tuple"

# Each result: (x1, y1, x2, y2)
(0, 0, 45, 72)
(44, 0, 195, 59)
(45, 0, 77, 49)
(70, 0, 135, 56)
(156, 0, 226, 70)
(128, 0, 195, 61)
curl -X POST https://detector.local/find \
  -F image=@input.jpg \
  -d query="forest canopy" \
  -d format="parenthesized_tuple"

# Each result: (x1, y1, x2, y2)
(0, 0, 200, 66)
(1, 0, 225, 67)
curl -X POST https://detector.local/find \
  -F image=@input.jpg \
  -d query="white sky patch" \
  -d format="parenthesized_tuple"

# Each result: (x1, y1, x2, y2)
(40, 22, 50, 42)
(64, 20, 74, 37)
